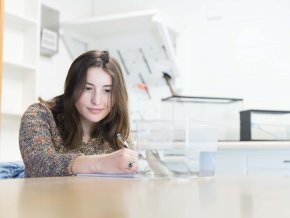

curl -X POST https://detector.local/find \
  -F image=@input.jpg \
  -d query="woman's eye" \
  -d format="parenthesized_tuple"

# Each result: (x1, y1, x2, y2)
(86, 87, 93, 91)
(104, 89, 112, 93)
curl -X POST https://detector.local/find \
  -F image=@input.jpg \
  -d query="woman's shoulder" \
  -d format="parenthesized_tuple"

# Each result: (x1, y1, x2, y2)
(22, 102, 53, 120)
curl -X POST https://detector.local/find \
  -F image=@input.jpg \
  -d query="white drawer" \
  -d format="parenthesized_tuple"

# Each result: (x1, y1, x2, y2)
(247, 155, 290, 169)
(247, 168, 290, 176)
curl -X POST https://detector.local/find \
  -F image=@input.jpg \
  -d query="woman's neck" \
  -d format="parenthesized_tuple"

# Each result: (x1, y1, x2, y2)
(80, 119, 95, 143)
(82, 134, 91, 143)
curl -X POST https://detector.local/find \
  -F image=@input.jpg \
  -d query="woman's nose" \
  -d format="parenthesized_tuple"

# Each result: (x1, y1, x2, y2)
(91, 91, 102, 105)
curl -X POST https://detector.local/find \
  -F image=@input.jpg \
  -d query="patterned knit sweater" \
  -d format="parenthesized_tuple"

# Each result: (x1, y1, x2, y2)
(19, 103, 114, 177)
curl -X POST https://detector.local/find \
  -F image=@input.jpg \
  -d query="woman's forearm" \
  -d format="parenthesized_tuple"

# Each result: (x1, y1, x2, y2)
(71, 155, 104, 174)
(71, 149, 139, 174)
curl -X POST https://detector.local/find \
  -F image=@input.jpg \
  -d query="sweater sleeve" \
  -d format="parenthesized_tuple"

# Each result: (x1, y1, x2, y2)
(19, 103, 83, 177)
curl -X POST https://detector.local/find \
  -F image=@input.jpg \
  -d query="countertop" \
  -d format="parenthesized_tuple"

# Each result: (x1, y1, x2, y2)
(0, 175, 290, 218)
(218, 141, 290, 150)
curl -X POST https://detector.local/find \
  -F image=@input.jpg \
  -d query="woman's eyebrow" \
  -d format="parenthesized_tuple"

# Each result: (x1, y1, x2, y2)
(85, 82, 112, 87)
(85, 82, 94, 86)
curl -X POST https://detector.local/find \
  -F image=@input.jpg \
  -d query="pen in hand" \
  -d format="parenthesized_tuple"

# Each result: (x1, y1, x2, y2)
(117, 133, 134, 150)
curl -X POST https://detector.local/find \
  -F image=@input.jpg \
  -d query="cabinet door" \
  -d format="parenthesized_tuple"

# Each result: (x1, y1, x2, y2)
(247, 155, 290, 176)
(216, 151, 248, 176)
(216, 148, 290, 176)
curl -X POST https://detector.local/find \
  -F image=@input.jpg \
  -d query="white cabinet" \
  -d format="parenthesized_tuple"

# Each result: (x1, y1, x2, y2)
(216, 151, 248, 176)
(1, 0, 40, 161)
(216, 142, 290, 176)
(61, 9, 179, 74)
(247, 154, 290, 176)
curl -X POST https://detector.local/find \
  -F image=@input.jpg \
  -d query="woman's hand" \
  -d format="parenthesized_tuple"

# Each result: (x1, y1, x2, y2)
(71, 148, 139, 174)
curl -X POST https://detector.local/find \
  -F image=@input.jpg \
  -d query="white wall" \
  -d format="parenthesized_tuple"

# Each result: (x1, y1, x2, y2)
(177, 0, 290, 110)
(100, 0, 290, 111)
(39, 0, 290, 110)
(87, 0, 290, 110)
(37, 0, 94, 100)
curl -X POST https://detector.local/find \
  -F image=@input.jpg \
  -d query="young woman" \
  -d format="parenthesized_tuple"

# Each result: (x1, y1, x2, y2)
(19, 50, 139, 177)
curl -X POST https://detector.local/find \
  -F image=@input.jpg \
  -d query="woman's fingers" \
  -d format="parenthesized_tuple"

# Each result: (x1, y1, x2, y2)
(125, 159, 139, 173)
(119, 148, 139, 173)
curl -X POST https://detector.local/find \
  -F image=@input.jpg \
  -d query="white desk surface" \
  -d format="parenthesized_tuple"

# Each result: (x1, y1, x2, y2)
(0, 175, 290, 218)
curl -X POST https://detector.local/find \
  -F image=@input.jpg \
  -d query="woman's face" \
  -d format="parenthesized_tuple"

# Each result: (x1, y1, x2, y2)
(75, 67, 113, 128)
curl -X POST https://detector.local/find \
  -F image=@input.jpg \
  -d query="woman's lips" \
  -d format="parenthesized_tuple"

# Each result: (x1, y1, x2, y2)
(87, 108, 103, 114)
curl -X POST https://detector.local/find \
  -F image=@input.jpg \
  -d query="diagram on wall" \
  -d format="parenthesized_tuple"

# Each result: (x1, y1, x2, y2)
(111, 45, 173, 121)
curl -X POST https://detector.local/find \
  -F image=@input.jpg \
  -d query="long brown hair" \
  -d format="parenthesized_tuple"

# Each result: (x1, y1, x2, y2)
(44, 50, 129, 150)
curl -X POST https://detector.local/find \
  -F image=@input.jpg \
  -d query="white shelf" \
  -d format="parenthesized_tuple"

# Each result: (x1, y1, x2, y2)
(61, 9, 161, 37)
(4, 0, 39, 21)
(2, 67, 36, 115)
(3, 60, 36, 73)
(3, 10, 38, 69)
(1, 0, 40, 161)
(61, 9, 179, 77)
(1, 111, 23, 118)
(5, 11, 37, 28)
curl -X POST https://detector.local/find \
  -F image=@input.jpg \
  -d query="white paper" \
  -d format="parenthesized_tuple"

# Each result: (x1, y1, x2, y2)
(76, 173, 140, 178)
